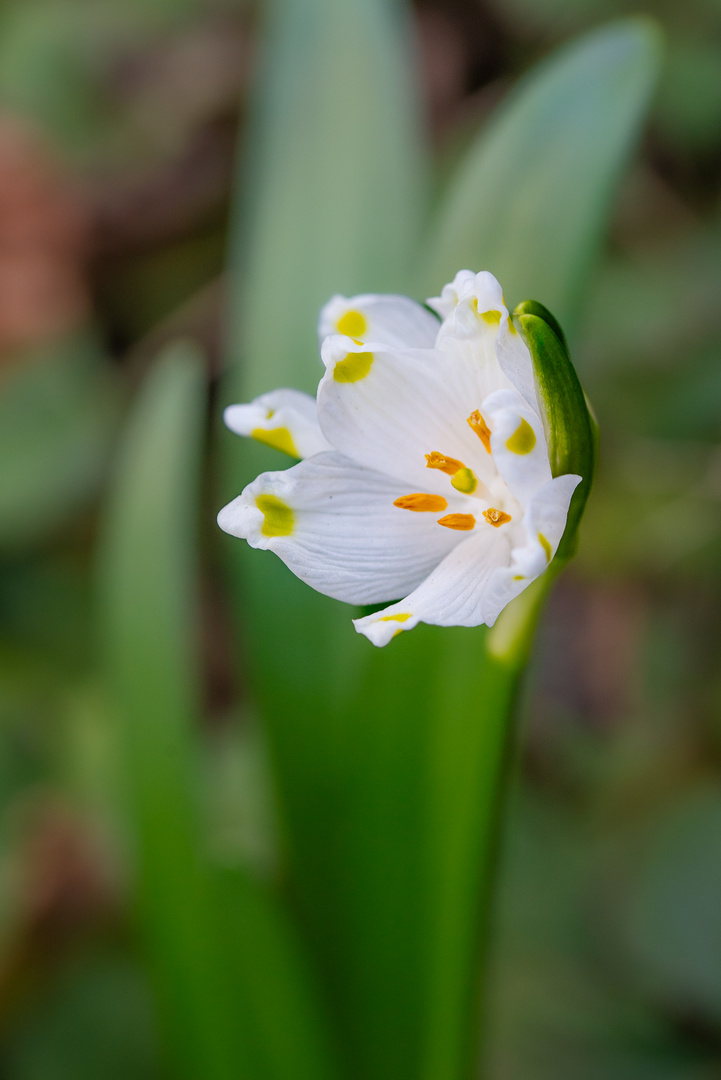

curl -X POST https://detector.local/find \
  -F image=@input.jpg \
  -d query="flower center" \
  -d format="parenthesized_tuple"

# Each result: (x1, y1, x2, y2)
(395, 416, 520, 535)
(483, 507, 512, 528)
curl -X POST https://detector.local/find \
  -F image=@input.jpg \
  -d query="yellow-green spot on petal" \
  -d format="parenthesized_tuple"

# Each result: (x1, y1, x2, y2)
(513, 575, 525, 581)
(380, 613, 411, 623)
(480, 308, 501, 325)
(450, 467, 477, 495)
(538, 533, 552, 563)
(336, 309, 367, 338)
(257, 494, 294, 538)
(251, 426, 298, 457)
(506, 417, 536, 455)
(333, 351, 373, 383)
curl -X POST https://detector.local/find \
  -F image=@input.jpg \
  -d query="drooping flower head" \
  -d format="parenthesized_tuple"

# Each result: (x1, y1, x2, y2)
(218, 270, 594, 646)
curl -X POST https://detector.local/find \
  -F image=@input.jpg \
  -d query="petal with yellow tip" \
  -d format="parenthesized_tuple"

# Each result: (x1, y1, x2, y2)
(318, 293, 439, 349)
(217, 453, 458, 605)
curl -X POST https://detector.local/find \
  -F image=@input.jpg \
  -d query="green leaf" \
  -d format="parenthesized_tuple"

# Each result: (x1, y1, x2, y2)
(225, 0, 425, 399)
(102, 343, 339, 1080)
(419, 19, 663, 333)
(514, 306, 596, 555)
(220, 14, 662, 1080)
(415, 21, 661, 1080)
(100, 341, 248, 1080)
(619, 785, 721, 1026)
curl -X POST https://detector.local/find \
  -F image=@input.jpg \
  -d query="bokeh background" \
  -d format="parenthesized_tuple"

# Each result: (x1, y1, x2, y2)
(0, 0, 720, 1077)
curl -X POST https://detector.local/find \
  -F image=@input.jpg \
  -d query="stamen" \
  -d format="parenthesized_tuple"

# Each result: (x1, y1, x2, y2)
(451, 467, 478, 495)
(483, 507, 511, 528)
(425, 451, 464, 475)
(437, 514, 476, 531)
(467, 410, 492, 453)
(394, 494, 448, 512)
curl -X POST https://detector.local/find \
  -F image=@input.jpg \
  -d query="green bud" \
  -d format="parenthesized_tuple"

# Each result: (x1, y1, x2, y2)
(512, 301, 597, 558)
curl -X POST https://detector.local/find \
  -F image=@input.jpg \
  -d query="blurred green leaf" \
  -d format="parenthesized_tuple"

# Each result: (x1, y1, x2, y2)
(102, 342, 338, 1080)
(100, 341, 247, 1080)
(0, 338, 118, 554)
(655, 38, 721, 152)
(222, 0, 429, 1073)
(419, 19, 663, 333)
(222, 13, 662, 1080)
(618, 785, 721, 1026)
(416, 21, 661, 1080)
(226, 0, 425, 399)
(2, 946, 164, 1080)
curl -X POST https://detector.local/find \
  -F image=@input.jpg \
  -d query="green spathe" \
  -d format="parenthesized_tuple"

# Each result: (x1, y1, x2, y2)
(513, 302, 597, 558)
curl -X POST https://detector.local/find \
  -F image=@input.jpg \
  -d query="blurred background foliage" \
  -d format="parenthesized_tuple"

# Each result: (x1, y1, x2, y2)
(0, 0, 719, 1077)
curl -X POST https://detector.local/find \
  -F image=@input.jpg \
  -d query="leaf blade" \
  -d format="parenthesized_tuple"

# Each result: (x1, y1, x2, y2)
(419, 18, 663, 331)
(226, 0, 426, 399)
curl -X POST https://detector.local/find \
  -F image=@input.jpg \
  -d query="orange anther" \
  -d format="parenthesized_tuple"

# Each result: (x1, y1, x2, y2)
(393, 494, 448, 512)
(437, 514, 476, 531)
(467, 410, 492, 454)
(425, 451, 464, 475)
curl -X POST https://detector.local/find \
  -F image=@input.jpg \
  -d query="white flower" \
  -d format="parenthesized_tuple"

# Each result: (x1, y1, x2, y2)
(218, 270, 582, 647)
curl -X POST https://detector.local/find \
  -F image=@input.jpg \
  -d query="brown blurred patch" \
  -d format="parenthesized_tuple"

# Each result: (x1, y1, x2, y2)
(0, 117, 89, 362)
(0, 796, 118, 1028)
(415, 0, 510, 138)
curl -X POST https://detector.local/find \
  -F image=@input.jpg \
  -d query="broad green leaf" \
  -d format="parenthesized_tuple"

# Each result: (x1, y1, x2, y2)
(620, 785, 721, 1025)
(416, 20, 661, 1080)
(102, 343, 339, 1080)
(221, 0, 429, 1073)
(100, 342, 249, 1080)
(419, 19, 663, 333)
(225, 0, 425, 399)
(221, 13, 661, 1080)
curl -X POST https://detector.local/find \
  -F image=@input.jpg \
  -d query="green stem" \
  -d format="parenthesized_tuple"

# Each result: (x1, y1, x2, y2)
(424, 563, 564, 1080)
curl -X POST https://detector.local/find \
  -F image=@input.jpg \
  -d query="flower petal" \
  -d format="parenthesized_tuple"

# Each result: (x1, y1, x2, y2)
(482, 388, 552, 503)
(481, 473, 582, 623)
(429, 270, 540, 412)
(319, 293, 439, 349)
(224, 389, 332, 459)
(427, 271, 518, 403)
(495, 315, 540, 412)
(428, 269, 505, 334)
(353, 528, 510, 646)
(217, 452, 461, 605)
(318, 337, 498, 492)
